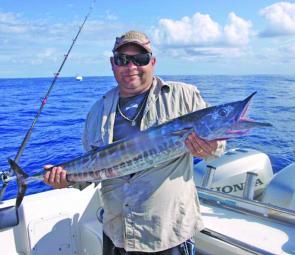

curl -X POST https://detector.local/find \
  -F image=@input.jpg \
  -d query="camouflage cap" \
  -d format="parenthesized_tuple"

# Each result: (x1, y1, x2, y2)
(112, 31, 152, 53)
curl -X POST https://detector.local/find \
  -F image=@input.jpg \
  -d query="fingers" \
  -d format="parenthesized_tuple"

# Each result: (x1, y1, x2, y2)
(185, 132, 218, 159)
(44, 164, 54, 170)
(43, 165, 69, 189)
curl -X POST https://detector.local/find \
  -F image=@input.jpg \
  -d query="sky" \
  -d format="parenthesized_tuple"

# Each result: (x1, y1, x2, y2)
(1, 0, 295, 78)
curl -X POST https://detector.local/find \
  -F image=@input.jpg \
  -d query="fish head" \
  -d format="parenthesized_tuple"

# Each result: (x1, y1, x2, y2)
(193, 92, 272, 140)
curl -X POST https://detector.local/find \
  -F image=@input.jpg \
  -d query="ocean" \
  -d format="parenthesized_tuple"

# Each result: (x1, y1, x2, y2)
(1, 75, 295, 200)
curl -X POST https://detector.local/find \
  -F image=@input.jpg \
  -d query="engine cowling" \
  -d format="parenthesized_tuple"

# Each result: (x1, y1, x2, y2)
(194, 148, 274, 199)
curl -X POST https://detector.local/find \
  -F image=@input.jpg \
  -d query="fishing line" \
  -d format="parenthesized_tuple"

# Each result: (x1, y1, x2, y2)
(0, 0, 96, 201)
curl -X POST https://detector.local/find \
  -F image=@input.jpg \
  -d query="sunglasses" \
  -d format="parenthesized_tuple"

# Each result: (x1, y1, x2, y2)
(113, 53, 152, 66)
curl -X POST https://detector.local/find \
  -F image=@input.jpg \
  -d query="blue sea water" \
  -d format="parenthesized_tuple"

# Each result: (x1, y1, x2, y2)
(1, 75, 295, 200)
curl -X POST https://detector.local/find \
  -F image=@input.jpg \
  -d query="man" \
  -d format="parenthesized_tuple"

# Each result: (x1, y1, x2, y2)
(45, 30, 225, 254)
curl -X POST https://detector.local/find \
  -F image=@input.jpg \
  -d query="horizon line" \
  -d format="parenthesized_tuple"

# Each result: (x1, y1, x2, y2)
(1, 73, 294, 79)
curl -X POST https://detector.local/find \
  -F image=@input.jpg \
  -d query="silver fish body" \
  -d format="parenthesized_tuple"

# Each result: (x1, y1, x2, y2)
(54, 92, 271, 183)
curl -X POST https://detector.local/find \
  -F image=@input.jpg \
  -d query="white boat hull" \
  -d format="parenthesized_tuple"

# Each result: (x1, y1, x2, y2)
(1, 184, 295, 254)
(1, 149, 295, 254)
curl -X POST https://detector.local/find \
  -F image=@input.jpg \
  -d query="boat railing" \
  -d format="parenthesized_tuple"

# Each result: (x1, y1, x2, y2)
(199, 228, 277, 255)
(197, 186, 295, 226)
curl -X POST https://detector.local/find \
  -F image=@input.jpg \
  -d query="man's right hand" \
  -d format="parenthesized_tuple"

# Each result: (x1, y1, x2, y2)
(44, 165, 69, 189)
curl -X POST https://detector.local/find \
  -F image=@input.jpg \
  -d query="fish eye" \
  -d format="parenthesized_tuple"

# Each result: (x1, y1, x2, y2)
(218, 108, 227, 117)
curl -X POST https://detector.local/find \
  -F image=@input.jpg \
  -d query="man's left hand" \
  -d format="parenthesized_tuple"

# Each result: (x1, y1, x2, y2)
(185, 132, 218, 159)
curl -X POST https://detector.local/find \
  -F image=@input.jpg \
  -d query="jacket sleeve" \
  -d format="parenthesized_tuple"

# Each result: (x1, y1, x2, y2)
(70, 99, 104, 191)
(82, 98, 105, 152)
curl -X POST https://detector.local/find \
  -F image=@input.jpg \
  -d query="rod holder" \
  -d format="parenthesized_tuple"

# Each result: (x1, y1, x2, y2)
(201, 165, 216, 189)
(243, 171, 258, 200)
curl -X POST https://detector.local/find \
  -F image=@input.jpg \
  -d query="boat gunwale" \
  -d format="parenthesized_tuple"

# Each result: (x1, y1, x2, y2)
(197, 186, 295, 226)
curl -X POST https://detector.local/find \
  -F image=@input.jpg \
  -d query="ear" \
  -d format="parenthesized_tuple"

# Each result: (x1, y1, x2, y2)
(110, 57, 115, 70)
(151, 56, 156, 66)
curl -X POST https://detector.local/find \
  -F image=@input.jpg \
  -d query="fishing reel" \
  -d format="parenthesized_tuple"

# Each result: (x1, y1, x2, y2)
(0, 169, 20, 229)
(0, 170, 10, 184)
(0, 170, 12, 201)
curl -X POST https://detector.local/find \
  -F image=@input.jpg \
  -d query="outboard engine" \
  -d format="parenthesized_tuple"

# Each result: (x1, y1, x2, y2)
(194, 148, 273, 199)
(261, 163, 295, 210)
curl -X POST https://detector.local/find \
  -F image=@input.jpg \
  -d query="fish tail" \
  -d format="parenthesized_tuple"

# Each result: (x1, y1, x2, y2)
(7, 159, 28, 208)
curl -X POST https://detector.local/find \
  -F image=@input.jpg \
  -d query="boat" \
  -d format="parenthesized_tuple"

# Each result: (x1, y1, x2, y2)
(75, 75, 83, 81)
(0, 148, 294, 254)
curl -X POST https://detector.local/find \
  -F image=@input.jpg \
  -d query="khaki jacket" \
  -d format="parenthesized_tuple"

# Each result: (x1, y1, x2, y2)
(82, 76, 225, 252)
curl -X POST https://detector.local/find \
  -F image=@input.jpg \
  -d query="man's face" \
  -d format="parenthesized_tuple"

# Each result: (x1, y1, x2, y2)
(110, 44, 156, 97)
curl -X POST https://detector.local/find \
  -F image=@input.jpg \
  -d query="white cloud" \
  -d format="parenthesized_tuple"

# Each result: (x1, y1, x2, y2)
(253, 40, 295, 64)
(0, 10, 126, 71)
(0, 10, 124, 41)
(0, 11, 65, 37)
(224, 12, 252, 45)
(260, 2, 295, 36)
(157, 46, 246, 62)
(153, 13, 221, 46)
(152, 12, 252, 59)
(0, 12, 29, 34)
(188, 47, 244, 58)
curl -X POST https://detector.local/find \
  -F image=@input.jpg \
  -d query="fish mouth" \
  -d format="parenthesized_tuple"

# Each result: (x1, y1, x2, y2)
(226, 92, 272, 137)
(237, 92, 256, 121)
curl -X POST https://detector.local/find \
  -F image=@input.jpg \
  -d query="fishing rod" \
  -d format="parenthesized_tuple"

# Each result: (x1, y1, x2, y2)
(0, 0, 96, 203)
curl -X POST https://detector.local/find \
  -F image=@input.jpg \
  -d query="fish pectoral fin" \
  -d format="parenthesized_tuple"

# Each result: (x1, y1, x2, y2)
(233, 119, 273, 130)
(169, 128, 194, 138)
(91, 145, 100, 150)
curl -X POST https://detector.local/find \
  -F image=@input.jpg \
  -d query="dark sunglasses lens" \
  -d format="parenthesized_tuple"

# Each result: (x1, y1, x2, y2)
(114, 53, 151, 66)
(114, 54, 128, 66)
(132, 53, 151, 66)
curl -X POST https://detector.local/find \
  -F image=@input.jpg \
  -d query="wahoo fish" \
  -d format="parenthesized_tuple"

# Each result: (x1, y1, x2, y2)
(8, 92, 271, 206)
